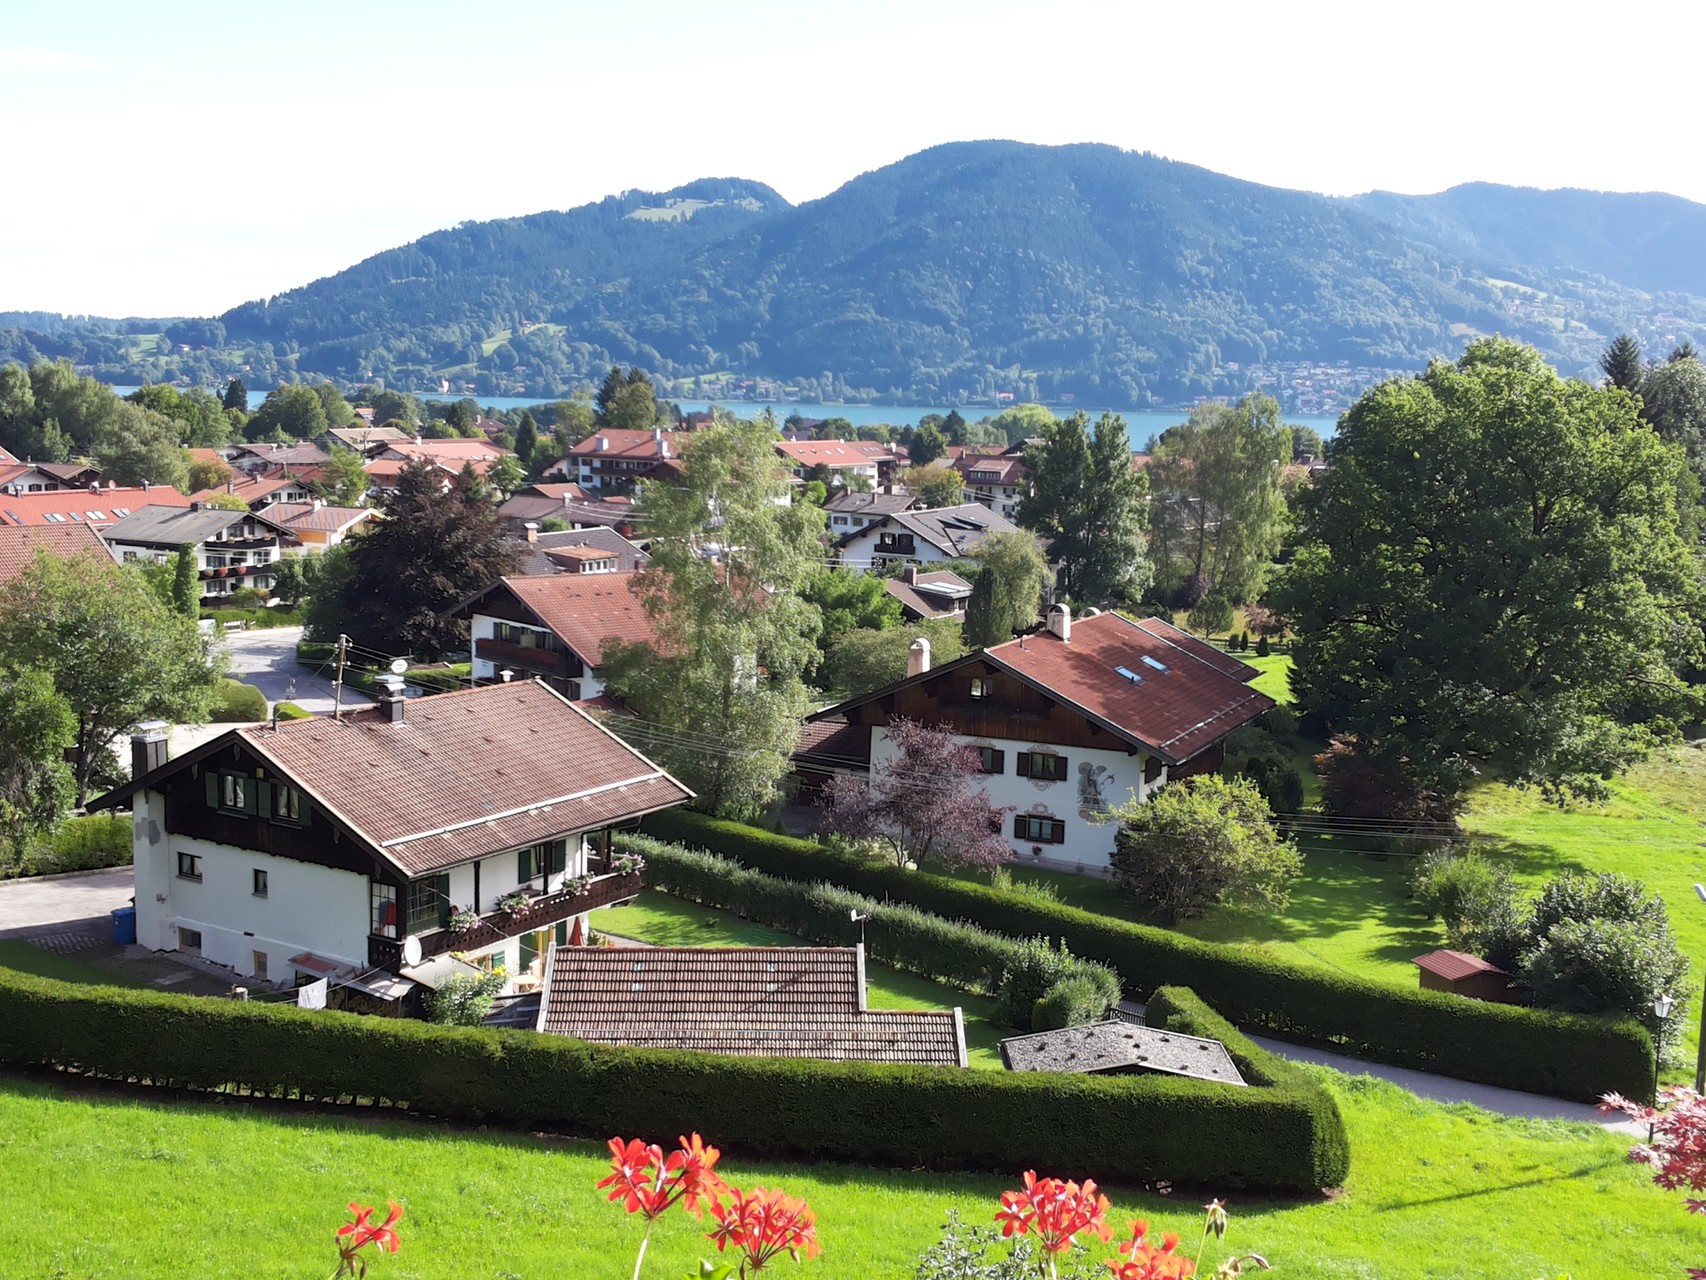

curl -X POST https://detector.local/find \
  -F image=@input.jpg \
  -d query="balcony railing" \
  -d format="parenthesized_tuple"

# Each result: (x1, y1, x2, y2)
(366, 870, 641, 970)
(474, 637, 578, 678)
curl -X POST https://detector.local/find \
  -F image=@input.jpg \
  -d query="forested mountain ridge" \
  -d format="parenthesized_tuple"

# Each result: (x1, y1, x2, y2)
(6, 141, 1704, 405)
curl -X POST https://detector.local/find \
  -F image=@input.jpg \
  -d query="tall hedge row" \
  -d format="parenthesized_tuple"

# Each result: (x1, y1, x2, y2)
(638, 811, 1653, 1102)
(626, 834, 1082, 996)
(0, 969, 1348, 1190)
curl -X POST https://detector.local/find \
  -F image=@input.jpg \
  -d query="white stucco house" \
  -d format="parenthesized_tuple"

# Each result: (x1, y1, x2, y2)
(794, 609, 1273, 871)
(835, 503, 1022, 573)
(90, 681, 692, 998)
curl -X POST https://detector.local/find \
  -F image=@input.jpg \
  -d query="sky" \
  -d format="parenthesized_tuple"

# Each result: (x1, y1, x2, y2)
(4, 0, 1702, 319)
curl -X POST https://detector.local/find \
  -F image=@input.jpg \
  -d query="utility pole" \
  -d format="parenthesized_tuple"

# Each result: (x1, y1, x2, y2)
(333, 633, 348, 722)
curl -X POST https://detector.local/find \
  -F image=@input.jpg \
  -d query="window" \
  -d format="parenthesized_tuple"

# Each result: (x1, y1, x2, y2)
(405, 875, 450, 933)
(518, 840, 566, 883)
(252, 950, 269, 980)
(272, 785, 303, 825)
(1017, 752, 1067, 781)
(371, 882, 399, 939)
(178, 927, 202, 952)
(976, 746, 1005, 775)
(1015, 815, 1066, 844)
(969, 677, 992, 700)
(252, 868, 268, 898)
(177, 851, 202, 881)
(219, 772, 251, 814)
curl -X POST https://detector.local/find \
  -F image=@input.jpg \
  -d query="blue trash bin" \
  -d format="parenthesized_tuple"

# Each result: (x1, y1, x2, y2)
(111, 905, 136, 945)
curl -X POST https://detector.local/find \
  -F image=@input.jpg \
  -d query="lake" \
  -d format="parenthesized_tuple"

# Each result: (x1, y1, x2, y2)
(108, 386, 1341, 440)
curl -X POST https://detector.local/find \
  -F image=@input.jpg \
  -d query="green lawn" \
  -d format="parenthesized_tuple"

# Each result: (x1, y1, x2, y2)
(0, 1066, 1692, 1278)
(599, 892, 1014, 1068)
(0, 939, 148, 989)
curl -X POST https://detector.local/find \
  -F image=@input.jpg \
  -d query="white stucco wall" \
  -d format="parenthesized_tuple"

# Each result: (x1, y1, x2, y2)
(870, 726, 1169, 870)
(838, 531, 960, 574)
(468, 612, 603, 697)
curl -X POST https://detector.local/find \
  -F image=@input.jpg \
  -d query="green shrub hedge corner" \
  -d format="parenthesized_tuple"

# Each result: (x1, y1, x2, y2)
(638, 810, 1654, 1103)
(1147, 985, 1350, 1190)
(209, 680, 269, 722)
(202, 607, 305, 630)
(0, 968, 1346, 1191)
(273, 702, 312, 721)
(623, 835, 1117, 1024)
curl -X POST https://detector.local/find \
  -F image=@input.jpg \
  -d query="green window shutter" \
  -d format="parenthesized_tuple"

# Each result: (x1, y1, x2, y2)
(242, 777, 258, 816)
(518, 931, 539, 972)
(518, 848, 531, 882)
(554, 919, 568, 947)
(549, 841, 566, 875)
(205, 771, 218, 808)
(257, 780, 272, 820)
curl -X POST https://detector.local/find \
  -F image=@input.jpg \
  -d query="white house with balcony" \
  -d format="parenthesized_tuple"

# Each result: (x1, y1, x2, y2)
(101, 502, 297, 604)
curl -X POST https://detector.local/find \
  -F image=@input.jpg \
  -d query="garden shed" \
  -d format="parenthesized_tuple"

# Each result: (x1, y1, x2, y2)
(1411, 949, 1517, 1003)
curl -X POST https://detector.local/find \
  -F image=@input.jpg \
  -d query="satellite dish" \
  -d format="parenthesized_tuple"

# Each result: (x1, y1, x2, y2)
(401, 935, 423, 967)
(389, 658, 409, 675)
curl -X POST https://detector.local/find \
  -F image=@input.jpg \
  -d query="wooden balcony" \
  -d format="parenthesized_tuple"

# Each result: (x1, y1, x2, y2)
(474, 637, 579, 679)
(366, 870, 641, 970)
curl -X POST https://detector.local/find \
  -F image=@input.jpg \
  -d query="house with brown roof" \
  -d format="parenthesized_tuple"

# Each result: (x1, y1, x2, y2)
(102, 502, 299, 604)
(822, 489, 918, 537)
(0, 483, 190, 529)
(445, 571, 657, 701)
(884, 566, 973, 621)
(375, 437, 513, 479)
(774, 440, 898, 491)
(798, 608, 1272, 870)
(191, 466, 319, 510)
(260, 501, 383, 550)
(568, 428, 688, 492)
(0, 522, 117, 588)
(0, 460, 101, 493)
(536, 944, 966, 1066)
(89, 681, 693, 994)
(951, 451, 1027, 521)
(495, 482, 615, 534)
(509, 526, 650, 576)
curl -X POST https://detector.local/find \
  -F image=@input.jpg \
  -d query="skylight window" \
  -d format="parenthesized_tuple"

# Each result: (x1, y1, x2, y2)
(1114, 665, 1143, 685)
(1140, 655, 1168, 672)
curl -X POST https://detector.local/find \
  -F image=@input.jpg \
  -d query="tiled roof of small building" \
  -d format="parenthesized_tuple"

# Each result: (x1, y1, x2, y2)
(1000, 1020, 1246, 1085)
(0, 523, 117, 586)
(1413, 949, 1509, 981)
(537, 945, 966, 1066)
(459, 571, 658, 666)
(0, 485, 190, 527)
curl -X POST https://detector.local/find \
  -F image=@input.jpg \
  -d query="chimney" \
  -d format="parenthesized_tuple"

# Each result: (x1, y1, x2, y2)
(414, 433, 423, 446)
(90, 479, 100, 495)
(906, 636, 932, 677)
(131, 720, 168, 778)
(903, 565, 918, 585)
(141, 478, 150, 491)
(376, 675, 407, 725)
(659, 437, 669, 459)
(595, 435, 609, 452)
(227, 477, 235, 493)
(190, 501, 206, 512)
(1047, 604, 1072, 644)
(524, 521, 538, 543)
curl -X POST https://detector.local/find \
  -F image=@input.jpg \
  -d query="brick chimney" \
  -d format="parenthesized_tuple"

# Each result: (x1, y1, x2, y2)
(906, 636, 931, 677)
(903, 565, 918, 585)
(524, 521, 539, 543)
(375, 675, 407, 724)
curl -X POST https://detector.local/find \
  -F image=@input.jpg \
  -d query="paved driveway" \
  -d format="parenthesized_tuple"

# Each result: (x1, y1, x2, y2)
(218, 625, 373, 716)
(0, 866, 135, 939)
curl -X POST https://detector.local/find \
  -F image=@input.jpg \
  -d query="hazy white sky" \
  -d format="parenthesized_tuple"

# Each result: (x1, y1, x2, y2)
(3, 0, 1699, 318)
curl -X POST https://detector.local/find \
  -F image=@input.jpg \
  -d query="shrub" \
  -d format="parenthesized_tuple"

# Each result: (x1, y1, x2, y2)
(209, 679, 268, 722)
(1315, 735, 1462, 824)
(1255, 634, 1271, 657)
(1261, 704, 1298, 736)
(1030, 972, 1122, 1032)
(993, 937, 1078, 1028)
(4, 813, 135, 878)
(988, 867, 1062, 905)
(1526, 918, 1689, 1051)
(0, 968, 1350, 1190)
(639, 809, 1654, 1101)
(423, 969, 506, 1025)
(1529, 870, 1670, 940)
(273, 701, 312, 720)
(1108, 775, 1303, 923)
(1409, 847, 1526, 970)
(1239, 755, 1305, 814)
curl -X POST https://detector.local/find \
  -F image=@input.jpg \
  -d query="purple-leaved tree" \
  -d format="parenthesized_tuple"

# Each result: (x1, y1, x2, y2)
(821, 717, 1014, 872)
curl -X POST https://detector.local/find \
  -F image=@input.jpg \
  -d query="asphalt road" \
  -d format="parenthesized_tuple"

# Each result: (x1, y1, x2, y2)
(219, 625, 373, 716)
(0, 866, 135, 939)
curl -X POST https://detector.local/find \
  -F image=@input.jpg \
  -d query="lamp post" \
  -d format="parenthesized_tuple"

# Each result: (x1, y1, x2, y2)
(849, 908, 869, 951)
(1652, 993, 1676, 1140)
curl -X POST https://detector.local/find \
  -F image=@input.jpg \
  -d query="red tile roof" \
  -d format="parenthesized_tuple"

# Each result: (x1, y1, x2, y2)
(190, 472, 298, 504)
(472, 572, 658, 666)
(537, 945, 966, 1065)
(236, 682, 691, 875)
(0, 485, 190, 528)
(984, 612, 1272, 762)
(0, 523, 117, 586)
(775, 440, 881, 467)
(1412, 950, 1509, 981)
(570, 429, 688, 460)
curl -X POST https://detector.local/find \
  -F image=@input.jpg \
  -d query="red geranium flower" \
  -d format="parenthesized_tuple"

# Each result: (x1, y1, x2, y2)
(1103, 1218, 1194, 1280)
(995, 1171, 1113, 1256)
(597, 1133, 730, 1221)
(708, 1185, 821, 1275)
(333, 1201, 403, 1278)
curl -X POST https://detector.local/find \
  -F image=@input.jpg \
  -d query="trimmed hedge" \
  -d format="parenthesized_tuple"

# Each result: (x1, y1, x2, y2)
(273, 701, 313, 720)
(639, 810, 1654, 1102)
(209, 679, 269, 722)
(0, 969, 1347, 1190)
(627, 835, 1119, 1028)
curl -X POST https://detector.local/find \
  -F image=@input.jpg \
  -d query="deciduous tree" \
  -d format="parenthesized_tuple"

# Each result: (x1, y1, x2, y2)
(0, 551, 220, 805)
(317, 446, 372, 506)
(170, 547, 198, 617)
(601, 419, 826, 819)
(246, 384, 328, 441)
(818, 617, 965, 698)
(1280, 339, 1704, 802)
(1018, 411, 1150, 606)
(963, 531, 1047, 648)
(91, 402, 190, 491)
(904, 464, 963, 508)
(800, 567, 901, 643)
(821, 717, 1012, 871)
(0, 668, 76, 853)
(1108, 774, 1301, 924)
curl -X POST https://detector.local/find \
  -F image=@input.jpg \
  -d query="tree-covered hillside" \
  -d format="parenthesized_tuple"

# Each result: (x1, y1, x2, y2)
(5, 142, 1703, 404)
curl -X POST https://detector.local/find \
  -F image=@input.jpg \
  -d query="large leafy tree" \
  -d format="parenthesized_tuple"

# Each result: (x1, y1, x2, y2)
(1109, 774, 1302, 924)
(92, 401, 190, 491)
(1145, 394, 1291, 603)
(799, 566, 900, 644)
(818, 617, 965, 699)
(0, 551, 221, 805)
(0, 668, 76, 852)
(246, 384, 329, 441)
(820, 717, 1013, 871)
(1281, 338, 1704, 801)
(963, 530, 1049, 648)
(320, 459, 518, 657)
(316, 445, 372, 506)
(601, 419, 826, 819)
(1641, 353, 1706, 490)
(1018, 411, 1150, 605)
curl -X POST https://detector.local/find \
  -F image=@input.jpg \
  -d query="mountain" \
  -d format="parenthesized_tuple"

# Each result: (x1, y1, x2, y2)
(6, 142, 1704, 406)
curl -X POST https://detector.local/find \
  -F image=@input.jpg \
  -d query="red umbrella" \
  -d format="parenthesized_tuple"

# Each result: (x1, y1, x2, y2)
(567, 916, 585, 947)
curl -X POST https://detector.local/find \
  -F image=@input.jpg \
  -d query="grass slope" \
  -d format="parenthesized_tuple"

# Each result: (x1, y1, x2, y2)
(0, 940, 148, 989)
(599, 892, 1012, 1068)
(0, 1067, 1690, 1279)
